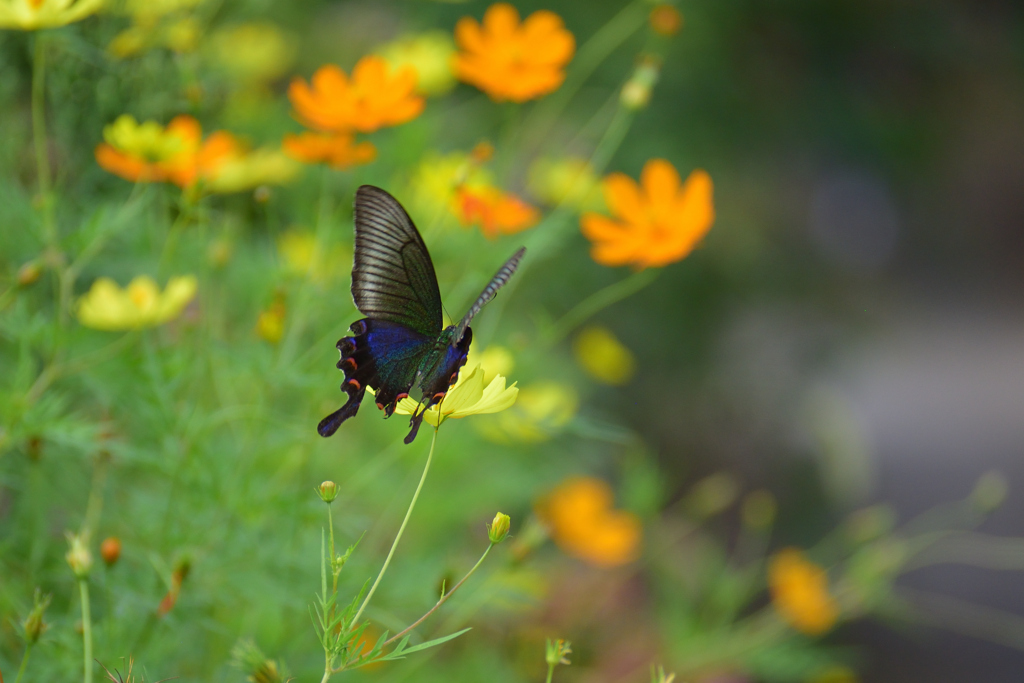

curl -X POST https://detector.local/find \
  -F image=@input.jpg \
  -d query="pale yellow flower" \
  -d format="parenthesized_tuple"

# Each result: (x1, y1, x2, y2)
(394, 364, 518, 427)
(407, 150, 494, 220)
(101, 114, 187, 162)
(376, 31, 456, 97)
(478, 381, 578, 443)
(467, 345, 515, 383)
(77, 275, 197, 331)
(573, 326, 635, 385)
(204, 148, 300, 194)
(207, 22, 297, 84)
(527, 156, 603, 211)
(0, 0, 102, 30)
(276, 229, 349, 284)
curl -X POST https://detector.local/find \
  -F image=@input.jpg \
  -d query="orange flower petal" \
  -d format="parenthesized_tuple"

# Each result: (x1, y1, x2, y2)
(640, 158, 681, 208)
(483, 3, 520, 38)
(602, 173, 644, 223)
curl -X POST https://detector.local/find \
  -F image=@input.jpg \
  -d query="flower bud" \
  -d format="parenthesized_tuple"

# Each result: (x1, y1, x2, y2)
(17, 261, 42, 286)
(620, 57, 661, 110)
(649, 5, 683, 37)
(101, 537, 122, 566)
(22, 589, 51, 644)
(545, 638, 572, 667)
(65, 532, 93, 579)
(971, 470, 1008, 512)
(318, 480, 339, 504)
(488, 512, 511, 544)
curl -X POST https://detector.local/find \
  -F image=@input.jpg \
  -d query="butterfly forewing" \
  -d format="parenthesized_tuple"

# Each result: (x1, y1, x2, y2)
(450, 247, 526, 345)
(352, 186, 444, 337)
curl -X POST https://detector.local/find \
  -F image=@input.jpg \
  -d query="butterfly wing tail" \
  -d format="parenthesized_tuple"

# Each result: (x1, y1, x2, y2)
(318, 395, 363, 437)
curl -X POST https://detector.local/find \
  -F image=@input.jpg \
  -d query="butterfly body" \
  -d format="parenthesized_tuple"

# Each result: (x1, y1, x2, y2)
(318, 186, 523, 444)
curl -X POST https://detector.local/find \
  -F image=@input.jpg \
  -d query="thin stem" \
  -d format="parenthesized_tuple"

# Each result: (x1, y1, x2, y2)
(32, 32, 55, 246)
(79, 578, 93, 683)
(14, 643, 32, 683)
(546, 662, 555, 683)
(384, 543, 493, 647)
(545, 267, 659, 344)
(352, 428, 438, 625)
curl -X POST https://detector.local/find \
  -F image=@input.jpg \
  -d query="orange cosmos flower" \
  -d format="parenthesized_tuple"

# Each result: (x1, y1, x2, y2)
(283, 131, 376, 169)
(455, 184, 539, 238)
(580, 159, 714, 269)
(768, 548, 839, 635)
(96, 115, 242, 189)
(454, 3, 575, 102)
(537, 476, 641, 568)
(288, 56, 424, 134)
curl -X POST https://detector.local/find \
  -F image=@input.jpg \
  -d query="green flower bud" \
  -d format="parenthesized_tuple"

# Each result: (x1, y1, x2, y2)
(545, 638, 572, 667)
(22, 589, 52, 644)
(318, 480, 339, 504)
(620, 56, 661, 110)
(65, 532, 93, 579)
(971, 471, 1008, 512)
(488, 512, 511, 544)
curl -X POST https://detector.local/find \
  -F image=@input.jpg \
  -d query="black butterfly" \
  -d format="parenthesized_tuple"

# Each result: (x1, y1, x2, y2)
(318, 185, 525, 444)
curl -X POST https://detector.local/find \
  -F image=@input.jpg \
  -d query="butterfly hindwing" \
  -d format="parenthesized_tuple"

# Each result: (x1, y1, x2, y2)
(352, 186, 443, 337)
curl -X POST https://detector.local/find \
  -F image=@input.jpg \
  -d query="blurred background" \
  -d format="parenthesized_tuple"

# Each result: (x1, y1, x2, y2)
(1, 0, 1023, 681)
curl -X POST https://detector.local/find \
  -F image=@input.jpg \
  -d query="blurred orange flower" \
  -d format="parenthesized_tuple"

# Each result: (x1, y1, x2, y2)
(288, 56, 424, 134)
(580, 159, 714, 269)
(283, 131, 376, 169)
(768, 548, 839, 635)
(455, 184, 539, 238)
(454, 3, 575, 102)
(96, 115, 240, 188)
(537, 476, 641, 567)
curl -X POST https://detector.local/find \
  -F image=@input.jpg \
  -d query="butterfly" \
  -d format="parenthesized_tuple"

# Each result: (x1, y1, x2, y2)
(318, 185, 526, 444)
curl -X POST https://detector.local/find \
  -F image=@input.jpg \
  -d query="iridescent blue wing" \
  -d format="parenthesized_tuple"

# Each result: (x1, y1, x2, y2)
(317, 319, 432, 437)
(449, 247, 525, 345)
(351, 185, 443, 337)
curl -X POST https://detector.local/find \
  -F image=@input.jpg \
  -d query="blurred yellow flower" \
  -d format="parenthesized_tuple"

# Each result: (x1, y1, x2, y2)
(454, 3, 575, 102)
(0, 0, 102, 30)
(478, 382, 577, 443)
(255, 299, 286, 344)
(467, 345, 515, 383)
(537, 476, 641, 567)
(527, 156, 603, 211)
(288, 56, 424, 134)
(276, 230, 350, 284)
(455, 184, 540, 239)
(77, 275, 197, 331)
(108, 15, 199, 57)
(394, 364, 518, 428)
(581, 159, 714, 269)
(768, 548, 839, 635)
(408, 151, 494, 219)
(573, 325, 635, 385)
(283, 131, 376, 170)
(204, 148, 300, 194)
(376, 31, 456, 97)
(207, 22, 297, 84)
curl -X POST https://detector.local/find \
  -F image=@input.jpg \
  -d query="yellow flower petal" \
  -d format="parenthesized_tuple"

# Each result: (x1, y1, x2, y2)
(76, 275, 197, 331)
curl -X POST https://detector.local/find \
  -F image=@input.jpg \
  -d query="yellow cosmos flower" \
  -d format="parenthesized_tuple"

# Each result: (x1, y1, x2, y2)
(394, 364, 518, 428)
(477, 382, 577, 443)
(207, 22, 297, 84)
(768, 548, 839, 635)
(573, 326, 635, 385)
(537, 476, 641, 567)
(376, 31, 456, 97)
(204, 148, 300, 194)
(77, 275, 197, 331)
(276, 230, 350, 284)
(0, 0, 102, 30)
(454, 3, 575, 102)
(527, 156, 603, 211)
(407, 150, 494, 221)
(255, 299, 286, 344)
(467, 345, 515, 383)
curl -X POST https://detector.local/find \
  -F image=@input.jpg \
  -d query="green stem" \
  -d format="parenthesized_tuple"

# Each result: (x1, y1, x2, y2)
(383, 543, 493, 647)
(545, 268, 660, 344)
(32, 33, 55, 246)
(14, 643, 32, 683)
(545, 662, 555, 683)
(352, 428, 438, 625)
(79, 578, 93, 683)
